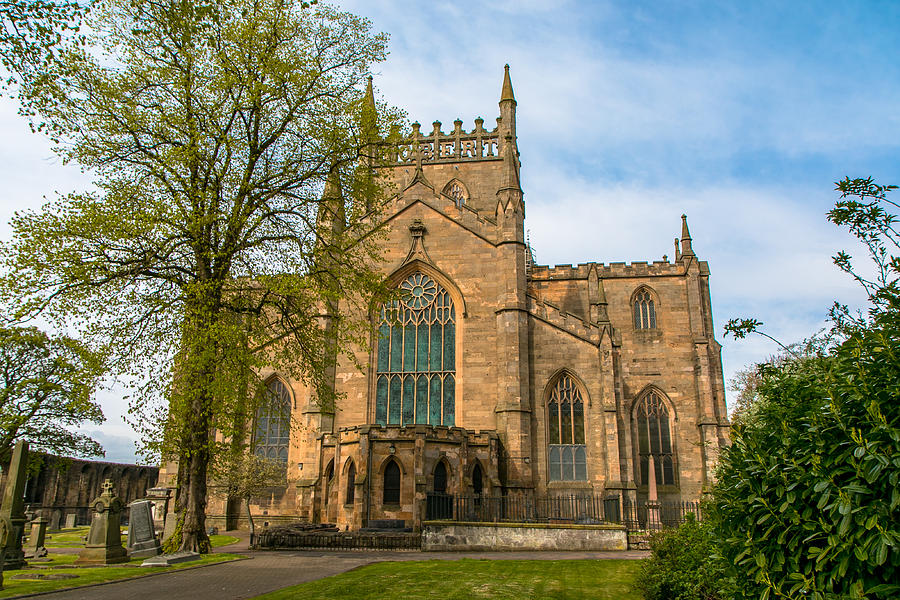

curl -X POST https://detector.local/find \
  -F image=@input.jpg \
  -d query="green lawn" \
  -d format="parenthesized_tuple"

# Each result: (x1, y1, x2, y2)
(0, 552, 243, 597)
(209, 534, 240, 548)
(252, 559, 642, 600)
(43, 526, 93, 548)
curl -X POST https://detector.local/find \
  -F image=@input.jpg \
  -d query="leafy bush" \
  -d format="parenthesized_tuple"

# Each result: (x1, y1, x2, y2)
(710, 309, 900, 599)
(634, 515, 726, 600)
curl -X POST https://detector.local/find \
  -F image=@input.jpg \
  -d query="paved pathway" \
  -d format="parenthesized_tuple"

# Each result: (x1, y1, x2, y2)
(27, 532, 647, 600)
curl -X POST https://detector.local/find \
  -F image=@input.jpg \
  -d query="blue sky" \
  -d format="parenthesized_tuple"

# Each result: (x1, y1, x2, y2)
(1, 1, 898, 463)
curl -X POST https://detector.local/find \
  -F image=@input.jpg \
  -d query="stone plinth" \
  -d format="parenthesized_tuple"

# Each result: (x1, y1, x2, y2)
(422, 521, 627, 551)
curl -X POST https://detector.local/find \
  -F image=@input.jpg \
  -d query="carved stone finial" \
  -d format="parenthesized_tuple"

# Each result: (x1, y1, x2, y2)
(409, 219, 427, 238)
(402, 219, 434, 267)
(101, 480, 115, 496)
(500, 64, 516, 104)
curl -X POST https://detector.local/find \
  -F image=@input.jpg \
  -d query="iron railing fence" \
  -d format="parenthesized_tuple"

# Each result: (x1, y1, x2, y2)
(256, 530, 421, 551)
(425, 493, 702, 532)
(619, 498, 703, 531)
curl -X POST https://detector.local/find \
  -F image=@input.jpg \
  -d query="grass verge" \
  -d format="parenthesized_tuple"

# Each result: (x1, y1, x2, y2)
(251, 558, 641, 600)
(210, 534, 240, 548)
(0, 552, 243, 598)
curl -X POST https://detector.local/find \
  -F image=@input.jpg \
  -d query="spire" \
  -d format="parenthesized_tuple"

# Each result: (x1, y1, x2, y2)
(500, 64, 516, 105)
(361, 75, 378, 141)
(498, 64, 517, 151)
(680, 214, 694, 257)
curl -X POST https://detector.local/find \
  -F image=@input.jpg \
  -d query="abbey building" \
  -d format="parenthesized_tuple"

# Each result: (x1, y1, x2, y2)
(196, 66, 730, 530)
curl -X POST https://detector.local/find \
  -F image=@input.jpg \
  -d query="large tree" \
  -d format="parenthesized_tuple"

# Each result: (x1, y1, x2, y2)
(0, 325, 104, 471)
(1, 0, 400, 552)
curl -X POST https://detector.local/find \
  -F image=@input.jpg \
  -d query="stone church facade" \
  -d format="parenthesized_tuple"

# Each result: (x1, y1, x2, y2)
(189, 66, 729, 531)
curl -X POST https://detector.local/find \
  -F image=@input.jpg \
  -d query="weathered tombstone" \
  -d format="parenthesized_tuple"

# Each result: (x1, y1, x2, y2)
(64, 514, 76, 529)
(74, 480, 128, 565)
(162, 511, 178, 542)
(24, 516, 49, 558)
(0, 441, 29, 569)
(126, 500, 161, 558)
(145, 487, 173, 533)
(49, 510, 61, 531)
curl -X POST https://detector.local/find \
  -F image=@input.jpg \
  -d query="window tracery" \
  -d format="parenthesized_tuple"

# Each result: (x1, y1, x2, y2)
(635, 391, 676, 486)
(633, 288, 657, 329)
(254, 378, 291, 465)
(375, 271, 456, 426)
(443, 180, 467, 207)
(547, 373, 587, 481)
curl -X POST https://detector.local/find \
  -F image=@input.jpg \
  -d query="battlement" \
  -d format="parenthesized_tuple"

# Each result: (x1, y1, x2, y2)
(531, 260, 685, 280)
(336, 424, 499, 446)
(384, 118, 505, 166)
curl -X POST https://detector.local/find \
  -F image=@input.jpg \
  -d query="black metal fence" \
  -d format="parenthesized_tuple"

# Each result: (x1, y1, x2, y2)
(256, 530, 421, 551)
(425, 492, 702, 532)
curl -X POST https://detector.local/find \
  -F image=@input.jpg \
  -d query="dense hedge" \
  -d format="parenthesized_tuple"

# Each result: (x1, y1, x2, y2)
(633, 515, 726, 600)
(709, 313, 900, 599)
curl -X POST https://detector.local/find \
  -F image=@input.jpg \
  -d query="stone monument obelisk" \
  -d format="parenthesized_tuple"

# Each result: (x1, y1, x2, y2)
(0, 441, 29, 570)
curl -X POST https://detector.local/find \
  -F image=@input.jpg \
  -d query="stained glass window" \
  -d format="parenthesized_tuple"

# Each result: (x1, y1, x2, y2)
(254, 379, 291, 466)
(633, 289, 657, 329)
(636, 391, 676, 486)
(547, 374, 587, 481)
(375, 272, 456, 426)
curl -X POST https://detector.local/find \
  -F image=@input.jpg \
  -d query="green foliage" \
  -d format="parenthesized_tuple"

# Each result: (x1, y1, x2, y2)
(0, 325, 104, 468)
(1, 0, 403, 553)
(828, 177, 900, 329)
(634, 515, 726, 600)
(0, 0, 83, 94)
(711, 311, 900, 599)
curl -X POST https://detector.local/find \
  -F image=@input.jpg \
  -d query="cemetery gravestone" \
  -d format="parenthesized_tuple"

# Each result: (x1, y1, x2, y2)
(126, 500, 161, 558)
(24, 517, 49, 558)
(49, 510, 61, 531)
(75, 480, 128, 565)
(0, 441, 28, 569)
(64, 514, 76, 529)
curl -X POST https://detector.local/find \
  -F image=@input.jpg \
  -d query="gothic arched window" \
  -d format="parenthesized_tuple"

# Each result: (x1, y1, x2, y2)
(472, 463, 483, 496)
(254, 378, 291, 465)
(375, 271, 456, 426)
(633, 288, 657, 329)
(433, 461, 448, 494)
(383, 460, 401, 505)
(345, 460, 356, 504)
(635, 391, 676, 486)
(323, 459, 334, 506)
(443, 180, 467, 207)
(547, 373, 587, 481)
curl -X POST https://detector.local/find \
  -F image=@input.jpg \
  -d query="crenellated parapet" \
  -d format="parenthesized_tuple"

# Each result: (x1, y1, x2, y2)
(530, 260, 688, 281)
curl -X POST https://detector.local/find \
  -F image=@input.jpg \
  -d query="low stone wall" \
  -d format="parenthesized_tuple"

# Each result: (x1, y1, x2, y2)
(422, 521, 627, 552)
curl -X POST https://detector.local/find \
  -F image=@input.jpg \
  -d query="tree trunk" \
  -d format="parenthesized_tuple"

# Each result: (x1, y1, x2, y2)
(244, 496, 254, 546)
